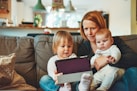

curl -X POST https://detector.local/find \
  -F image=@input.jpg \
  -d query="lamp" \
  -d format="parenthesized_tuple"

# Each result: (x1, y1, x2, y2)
(65, 0, 75, 12)
(51, 0, 65, 11)
(33, 0, 46, 11)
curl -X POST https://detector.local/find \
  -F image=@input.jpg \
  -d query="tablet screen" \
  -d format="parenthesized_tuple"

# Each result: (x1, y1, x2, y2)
(55, 57, 91, 74)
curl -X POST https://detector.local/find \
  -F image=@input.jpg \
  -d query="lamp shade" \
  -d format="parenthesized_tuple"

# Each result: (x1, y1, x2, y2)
(33, 0, 45, 11)
(65, 0, 75, 12)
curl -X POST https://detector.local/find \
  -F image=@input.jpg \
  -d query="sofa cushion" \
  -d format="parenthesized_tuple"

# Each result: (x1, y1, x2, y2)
(34, 35, 54, 82)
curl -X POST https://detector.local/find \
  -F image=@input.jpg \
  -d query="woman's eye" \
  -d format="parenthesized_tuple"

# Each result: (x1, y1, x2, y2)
(84, 28, 88, 31)
(84, 27, 96, 31)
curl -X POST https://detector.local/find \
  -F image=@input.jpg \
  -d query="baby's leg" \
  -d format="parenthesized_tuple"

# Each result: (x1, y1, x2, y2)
(97, 73, 116, 91)
(78, 73, 92, 91)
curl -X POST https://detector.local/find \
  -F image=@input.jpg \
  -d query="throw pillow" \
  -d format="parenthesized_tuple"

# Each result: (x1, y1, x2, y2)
(0, 71, 36, 90)
(0, 53, 16, 87)
(0, 53, 36, 90)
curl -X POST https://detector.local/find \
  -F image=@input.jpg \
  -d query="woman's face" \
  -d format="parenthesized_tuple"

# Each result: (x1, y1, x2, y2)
(83, 20, 99, 42)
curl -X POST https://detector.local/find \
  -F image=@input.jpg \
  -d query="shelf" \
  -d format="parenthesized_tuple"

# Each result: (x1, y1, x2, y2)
(0, 26, 80, 31)
(0, 9, 9, 14)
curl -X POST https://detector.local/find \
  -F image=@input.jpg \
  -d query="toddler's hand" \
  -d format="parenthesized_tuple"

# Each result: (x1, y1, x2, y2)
(54, 71, 63, 85)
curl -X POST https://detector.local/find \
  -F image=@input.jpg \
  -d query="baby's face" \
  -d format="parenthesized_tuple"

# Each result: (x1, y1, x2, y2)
(96, 34, 113, 51)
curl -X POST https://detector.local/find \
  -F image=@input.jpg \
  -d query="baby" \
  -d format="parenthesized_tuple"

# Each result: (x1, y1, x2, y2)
(79, 28, 122, 91)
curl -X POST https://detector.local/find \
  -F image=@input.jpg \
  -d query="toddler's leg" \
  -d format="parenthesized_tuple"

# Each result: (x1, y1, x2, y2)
(39, 75, 60, 91)
(78, 73, 92, 91)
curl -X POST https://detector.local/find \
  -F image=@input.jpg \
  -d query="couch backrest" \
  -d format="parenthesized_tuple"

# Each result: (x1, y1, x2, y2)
(0, 36, 37, 87)
(119, 34, 137, 54)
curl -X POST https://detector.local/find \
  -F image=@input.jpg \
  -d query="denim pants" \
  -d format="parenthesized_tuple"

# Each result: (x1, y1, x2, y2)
(39, 75, 79, 91)
(109, 67, 137, 91)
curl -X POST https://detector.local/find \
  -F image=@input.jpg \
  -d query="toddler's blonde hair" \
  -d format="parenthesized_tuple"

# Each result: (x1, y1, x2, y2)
(52, 31, 73, 54)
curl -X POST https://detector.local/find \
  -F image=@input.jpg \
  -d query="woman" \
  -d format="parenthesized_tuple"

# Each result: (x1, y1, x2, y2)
(78, 11, 137, 91)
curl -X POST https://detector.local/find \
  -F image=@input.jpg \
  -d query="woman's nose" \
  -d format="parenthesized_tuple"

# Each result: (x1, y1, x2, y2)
(88, 29, 92, 34)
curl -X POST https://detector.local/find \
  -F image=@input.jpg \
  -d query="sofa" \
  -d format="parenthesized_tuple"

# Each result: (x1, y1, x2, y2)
(0, 33, 137, 90)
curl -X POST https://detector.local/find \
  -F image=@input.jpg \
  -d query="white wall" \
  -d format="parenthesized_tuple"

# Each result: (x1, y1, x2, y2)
(15, 0, 136, 36)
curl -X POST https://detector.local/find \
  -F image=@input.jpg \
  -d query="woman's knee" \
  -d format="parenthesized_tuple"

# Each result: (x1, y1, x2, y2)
(124, 67, 137, 90)
(126, 67, 137, 74)
(124, 67, 137, 79)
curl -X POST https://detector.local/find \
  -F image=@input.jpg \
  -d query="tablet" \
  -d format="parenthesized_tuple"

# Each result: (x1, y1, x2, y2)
(55, 57, 93, 84)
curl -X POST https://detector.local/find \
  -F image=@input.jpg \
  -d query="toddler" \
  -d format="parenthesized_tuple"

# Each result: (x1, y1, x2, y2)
(47, 31, 77, 91)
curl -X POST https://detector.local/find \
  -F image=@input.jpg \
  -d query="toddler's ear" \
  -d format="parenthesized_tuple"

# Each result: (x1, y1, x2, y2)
(111, 37, 114, 44)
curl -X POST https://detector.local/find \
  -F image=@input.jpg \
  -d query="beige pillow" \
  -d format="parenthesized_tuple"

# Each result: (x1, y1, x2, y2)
(0, 53, 36, 90)
(0, 53, 16, 87)
(0, 71, 36, 90)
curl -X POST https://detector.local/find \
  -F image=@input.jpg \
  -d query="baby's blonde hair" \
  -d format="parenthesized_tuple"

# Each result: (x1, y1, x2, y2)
(52, 31, 73, 54)
(96, 28, 112, 38)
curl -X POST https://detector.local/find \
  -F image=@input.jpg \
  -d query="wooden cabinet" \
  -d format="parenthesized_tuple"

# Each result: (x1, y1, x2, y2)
(0, 0, 11, 21)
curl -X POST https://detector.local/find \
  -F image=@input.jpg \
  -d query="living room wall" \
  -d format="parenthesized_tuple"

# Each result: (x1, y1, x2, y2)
(14, 0, 136, 36)
(131, 0, 137, 34)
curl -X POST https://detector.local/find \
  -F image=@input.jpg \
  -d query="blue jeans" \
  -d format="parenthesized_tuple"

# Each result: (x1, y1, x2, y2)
(109, 67, 137, 91)
(39, 75, 60, 91)
(39, 75, 79, 91)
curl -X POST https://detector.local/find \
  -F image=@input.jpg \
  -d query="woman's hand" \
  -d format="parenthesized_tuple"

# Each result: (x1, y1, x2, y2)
(94, 56, 108, 70)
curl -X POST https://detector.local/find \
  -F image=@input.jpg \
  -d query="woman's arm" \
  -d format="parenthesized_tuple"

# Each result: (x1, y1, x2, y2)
(110, 37, 137, 69)
(94, 56, 108, 70)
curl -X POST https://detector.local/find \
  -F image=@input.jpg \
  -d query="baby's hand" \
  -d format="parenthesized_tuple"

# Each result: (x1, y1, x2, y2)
(107, 56, 115, 63)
